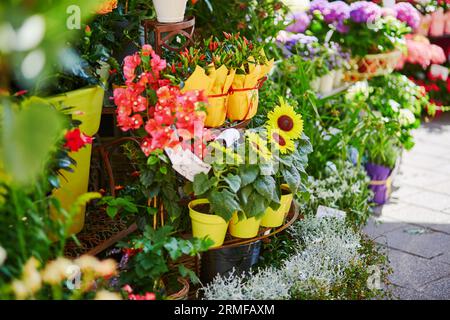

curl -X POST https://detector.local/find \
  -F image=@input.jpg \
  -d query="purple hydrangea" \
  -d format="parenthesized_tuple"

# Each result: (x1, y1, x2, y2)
(286, 11, 311, 33)
(324, 1, 349, 24)
(394, 2, 420, 31)
(309, 0, 328, 14)
(349, 1, 382, 24)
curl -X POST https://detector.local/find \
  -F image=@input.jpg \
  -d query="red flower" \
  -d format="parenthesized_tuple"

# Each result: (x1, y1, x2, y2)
(64, 128, 93, 152)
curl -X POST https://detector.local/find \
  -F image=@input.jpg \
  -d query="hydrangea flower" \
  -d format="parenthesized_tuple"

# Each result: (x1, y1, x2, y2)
(286, 11, 311, 33)
(349, 1, 381, 24)
(394, 2, 420, 30)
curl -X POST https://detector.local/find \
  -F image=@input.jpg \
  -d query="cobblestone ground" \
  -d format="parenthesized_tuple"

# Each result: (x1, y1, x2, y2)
(364, 112, 450, 300)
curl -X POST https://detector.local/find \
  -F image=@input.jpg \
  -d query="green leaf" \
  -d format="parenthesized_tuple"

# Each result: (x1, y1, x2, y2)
(193, 172, 212, 195)
(159, 166, 168, 174)
(207, 189, 240, 221)
(254, 175, 277, 202)
(224, 174, 241, 193)
(163, 238, 182, 261)
(242, 192, 267, 218)
(106, 205, 118, 219)
(147, 207, 158, 216)
(283, 165, 301, 194)
(147, 155, 158, 165)
(239, 164, 259, 186)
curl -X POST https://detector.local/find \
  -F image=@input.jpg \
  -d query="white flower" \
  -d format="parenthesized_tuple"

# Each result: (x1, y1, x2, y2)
(41, 257, 73, 285)
(12, 280, 29, 300)
(22, 257, 42, 293)
(399, 109, 416, 126)
(0, 245, 6, 266)
(388, 99, 400, 113)
(94, 290, 122, 300)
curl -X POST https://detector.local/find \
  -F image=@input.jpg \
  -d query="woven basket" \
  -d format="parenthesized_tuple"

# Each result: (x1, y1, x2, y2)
(344, 50, 401, 81)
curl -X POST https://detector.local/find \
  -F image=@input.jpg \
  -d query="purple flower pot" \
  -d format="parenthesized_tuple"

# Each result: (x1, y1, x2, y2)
(365, 162, 392, 205)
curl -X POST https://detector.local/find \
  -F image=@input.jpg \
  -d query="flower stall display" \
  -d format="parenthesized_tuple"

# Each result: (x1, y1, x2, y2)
(191, 98, 310, 242)
(284, 1, 419, 80)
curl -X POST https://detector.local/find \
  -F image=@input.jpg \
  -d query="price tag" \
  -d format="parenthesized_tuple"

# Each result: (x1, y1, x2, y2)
(165, 146, 211, 182)
(316, 205, 346, 220)
(430, 64, 449, 81)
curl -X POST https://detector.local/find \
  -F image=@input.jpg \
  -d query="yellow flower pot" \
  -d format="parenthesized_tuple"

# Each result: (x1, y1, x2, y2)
(48, 86, 104, 236)
(260, 185, 293, 228)
(227, 88, 259, 121)
(189, 199, 229, 248)
(205, 95, 228, 128)
(229, 212, 261, 239)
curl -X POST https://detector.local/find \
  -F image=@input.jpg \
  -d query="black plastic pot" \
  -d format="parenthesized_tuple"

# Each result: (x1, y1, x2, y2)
(200, 241, 261, 285)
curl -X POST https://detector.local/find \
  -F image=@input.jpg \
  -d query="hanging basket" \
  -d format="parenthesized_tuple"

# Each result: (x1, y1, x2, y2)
(344, 50, 401, 81)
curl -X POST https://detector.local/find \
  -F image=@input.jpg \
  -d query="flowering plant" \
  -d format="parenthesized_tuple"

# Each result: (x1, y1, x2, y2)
(2, 255, 119, 300)
(286, 1, 416, 57)
(278, 33, 350, 78)
(113, 45, 210, 158)
(116, 225, 212, 298)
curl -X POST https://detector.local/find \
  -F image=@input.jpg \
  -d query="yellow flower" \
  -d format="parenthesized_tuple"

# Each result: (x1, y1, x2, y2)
(267, 98, 303, 140)
(246, 132, 272, 162)
(74, 255, 101, 274)
(22, 257, 42, 294)
(41, 257, 73, 285)
(95, 259, 117, 277)
(267, 129, 295, 154)
(209, 141, 243, 165)
(94, 290, 122, 300)
(12, 280, 29, 300)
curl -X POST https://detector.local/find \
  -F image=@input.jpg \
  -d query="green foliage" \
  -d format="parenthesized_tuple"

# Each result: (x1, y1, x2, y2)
(118, 225, 213, 295)
(191, 0, 289, 59)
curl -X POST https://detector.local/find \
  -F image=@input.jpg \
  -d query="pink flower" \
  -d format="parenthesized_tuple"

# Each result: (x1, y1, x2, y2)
(150, 52, 167, 73)
(142, 44, 154, 56)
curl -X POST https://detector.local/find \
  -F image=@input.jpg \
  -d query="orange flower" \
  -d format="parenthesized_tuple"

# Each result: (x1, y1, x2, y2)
(96, 0, 118, 15)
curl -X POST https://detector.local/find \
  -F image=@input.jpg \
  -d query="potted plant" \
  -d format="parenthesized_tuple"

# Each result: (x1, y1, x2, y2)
(153, 0, 188, 23)
(116, 225, 212, 299)
(192, 130, 282, 240)
(260, 98, 312, 227)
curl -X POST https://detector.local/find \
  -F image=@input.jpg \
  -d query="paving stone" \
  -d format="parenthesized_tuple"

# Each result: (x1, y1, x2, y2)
(390, 185, 424, 199)
(433, 253, 450, 265)
(400, 152, 449, 171)
(363, 216, 406, 240)
(422, 180, 450, 197)
(394, 167, 450, 188)
(379, 227, 450, 259)
(391, 285, 436, 300)
(380, 205, 450, 234)
(411, 143, 450, 159)
(400, 190, 450, 212)
(419, 276, 450, 299)
(387, 250, 450, 289)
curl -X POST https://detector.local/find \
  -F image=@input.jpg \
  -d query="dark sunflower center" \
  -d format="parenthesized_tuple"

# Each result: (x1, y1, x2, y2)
(277, 115, 294, 131)
(272, 132, 286, 146)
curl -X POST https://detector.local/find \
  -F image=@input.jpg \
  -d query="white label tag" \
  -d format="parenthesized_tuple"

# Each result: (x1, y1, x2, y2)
(214, 128, 241, 147)
(430, 64, 449, 81)
(316, 205, 346, 220)
(165, 146, 211, 182)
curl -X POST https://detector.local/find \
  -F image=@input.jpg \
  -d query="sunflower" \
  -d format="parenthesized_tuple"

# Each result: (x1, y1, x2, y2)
(246, 132, 272, 162)
(208, 141, 243, 165)
(267, 129, 295, 154)
(267, 98, 303, 140)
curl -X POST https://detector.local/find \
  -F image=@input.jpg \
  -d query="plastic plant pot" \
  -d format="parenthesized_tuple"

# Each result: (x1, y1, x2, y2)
(200, 241, 262, 285)
(189, 199, 229, 248)
(153, 0, 187, 23)
(228, 212, 261, 239)
(260, 185, 293, 228)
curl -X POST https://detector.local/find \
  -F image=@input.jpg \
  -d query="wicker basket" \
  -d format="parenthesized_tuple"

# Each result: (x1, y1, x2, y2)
(344, 50, 401, 81)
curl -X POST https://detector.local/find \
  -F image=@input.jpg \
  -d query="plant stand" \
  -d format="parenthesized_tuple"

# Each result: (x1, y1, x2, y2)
(142, 16, 195, 56)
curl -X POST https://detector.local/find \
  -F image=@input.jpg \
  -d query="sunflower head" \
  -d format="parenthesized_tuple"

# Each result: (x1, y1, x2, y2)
(246, 131, 272, 162)
(267, 128, 295, 155)
(267, 97, 303, 140)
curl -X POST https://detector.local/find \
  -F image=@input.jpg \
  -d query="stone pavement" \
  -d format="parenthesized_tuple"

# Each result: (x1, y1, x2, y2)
(364, 112, 450, 300)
